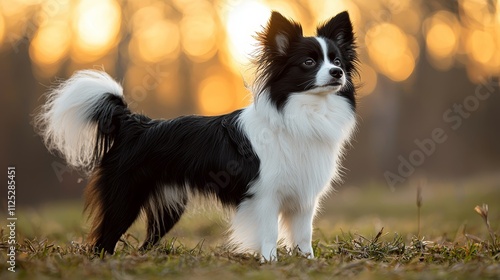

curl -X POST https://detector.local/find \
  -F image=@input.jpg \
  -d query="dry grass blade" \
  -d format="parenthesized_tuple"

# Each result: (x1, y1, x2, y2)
(474, 203, 498, 252)
(373, 227, 384, 243)
(417, 180, 423, 238)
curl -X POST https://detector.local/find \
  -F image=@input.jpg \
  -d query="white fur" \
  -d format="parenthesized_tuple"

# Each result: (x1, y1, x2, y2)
(146, 186, 232, 231)
(315, 37, 346, 87)
(35, 70, 123, 170)
(146, 186, 188, 229)
(232, 85, 356, 260)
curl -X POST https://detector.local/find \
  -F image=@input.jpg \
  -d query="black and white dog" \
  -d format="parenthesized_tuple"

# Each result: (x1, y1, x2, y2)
(35, 11, 358, 261)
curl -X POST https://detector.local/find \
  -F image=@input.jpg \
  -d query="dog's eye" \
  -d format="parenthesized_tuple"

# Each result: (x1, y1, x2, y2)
(333, 58, 341, 67)
(303, 58, 316, 67)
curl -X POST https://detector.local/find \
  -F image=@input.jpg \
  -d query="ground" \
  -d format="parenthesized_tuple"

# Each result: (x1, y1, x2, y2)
(1, 177, 499, 279)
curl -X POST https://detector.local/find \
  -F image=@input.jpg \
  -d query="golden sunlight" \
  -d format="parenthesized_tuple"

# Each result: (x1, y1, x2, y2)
(156, 74, 181, 107)
(73, 0, 121, 61)
(368, 23, 407, 61)
(0, 0, 30, 18)
(181, 14, 217, 62)
(29, 21, 71, 65)
(224, 0, 271, 65)
(198, 74, 235, 115)
(309, 0, 360, 27)
(468, 30, 495, 64)
(426, 23, 457, 59)
(384, 52, 415, 82)
(425, 11, 459, 60)
(0, 14, 4, 46)
(3, 0, 498, 105)
(365, 23, 415, 81)
(133, 19, 180, 63)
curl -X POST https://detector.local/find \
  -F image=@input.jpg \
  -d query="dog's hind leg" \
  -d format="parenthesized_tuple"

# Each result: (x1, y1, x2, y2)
(139, 186, 188, 251)
(140, 200, 186, 251)
(85, 170, 150, 255)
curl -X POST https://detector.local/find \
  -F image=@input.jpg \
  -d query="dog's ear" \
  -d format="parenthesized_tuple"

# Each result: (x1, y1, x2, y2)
(317, 11, 355, 58)
(259, 11, 303, 56)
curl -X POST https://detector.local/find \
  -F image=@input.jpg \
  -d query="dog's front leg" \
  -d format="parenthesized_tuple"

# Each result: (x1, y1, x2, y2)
(281, 203, 316, 259)
(290, 206, 316, 258)
(256, 195, 280, 262)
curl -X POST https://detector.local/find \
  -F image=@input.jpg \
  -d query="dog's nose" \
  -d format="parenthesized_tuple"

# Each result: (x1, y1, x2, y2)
(329, 68, 343, 79)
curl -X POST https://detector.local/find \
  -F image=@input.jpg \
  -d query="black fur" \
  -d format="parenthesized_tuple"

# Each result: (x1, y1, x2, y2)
(86, 98, 260, 254)
(255, 11, 358, 110)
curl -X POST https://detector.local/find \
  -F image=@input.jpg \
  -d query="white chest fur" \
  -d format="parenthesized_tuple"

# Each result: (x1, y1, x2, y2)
(240, 92, 356, 210)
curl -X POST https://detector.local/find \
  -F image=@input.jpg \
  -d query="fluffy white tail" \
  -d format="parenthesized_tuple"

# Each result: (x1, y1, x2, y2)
(35, 70, 125, 171)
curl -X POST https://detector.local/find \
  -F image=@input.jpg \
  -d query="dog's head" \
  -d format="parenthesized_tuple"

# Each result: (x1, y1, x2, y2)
(254, 11, 358, 109)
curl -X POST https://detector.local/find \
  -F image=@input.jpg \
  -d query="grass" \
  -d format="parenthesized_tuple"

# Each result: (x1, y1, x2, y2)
(1, 178, 499, 279)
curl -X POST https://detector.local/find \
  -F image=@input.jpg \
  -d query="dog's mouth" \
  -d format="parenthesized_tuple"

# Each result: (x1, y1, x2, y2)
(305, 83, 344, 96)
(325, 82, 342, 87)
(315, 82, 343, 89)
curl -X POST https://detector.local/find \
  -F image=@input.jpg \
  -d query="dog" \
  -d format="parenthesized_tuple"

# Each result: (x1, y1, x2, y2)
(35, 11, 358, 261)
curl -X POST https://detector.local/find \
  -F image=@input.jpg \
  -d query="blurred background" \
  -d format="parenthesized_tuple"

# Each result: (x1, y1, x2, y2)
(1, 0, 499, 206)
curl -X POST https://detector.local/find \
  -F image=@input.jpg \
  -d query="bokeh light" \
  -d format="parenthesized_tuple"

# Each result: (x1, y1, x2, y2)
(0, 0, 498, 109)
(224, 1, 271, 66)
(72, 0, 121, 62)
(365, 23, 416, 81)
(29, 21, 71, 65)
(0, 14, 4, 46)
(427, 24, 457, 58)
(180, 14, 217, 62)
(425, 11, 460, 71)
(132, 19, 180, 63)
(369, 24, 407, 60)
(198, 71, 235, 115)
(309, 0, 361, 28)
(468, 30, 495, 64)
(0, 0, 29, 18)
